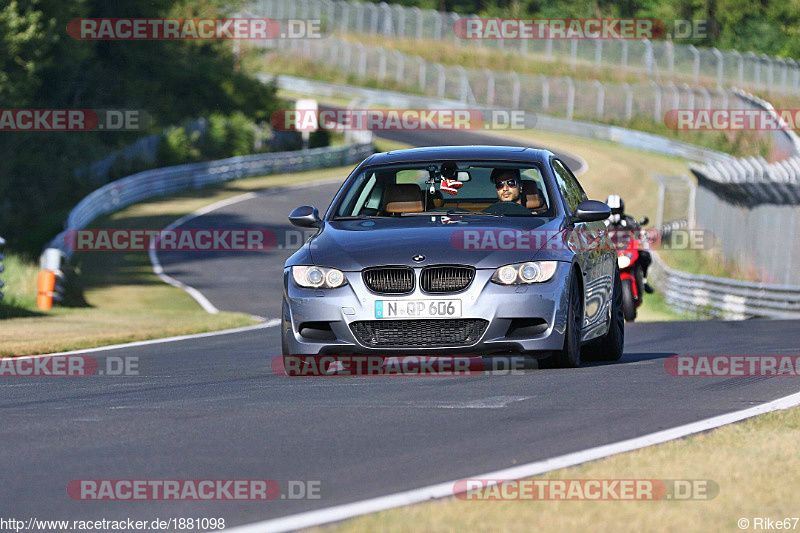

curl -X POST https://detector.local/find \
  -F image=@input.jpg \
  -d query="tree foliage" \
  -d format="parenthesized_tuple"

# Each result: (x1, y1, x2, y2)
(0, 0, 280, 255)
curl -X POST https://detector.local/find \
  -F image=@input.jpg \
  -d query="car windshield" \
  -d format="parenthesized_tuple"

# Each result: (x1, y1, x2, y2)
(333, 162, 554, 219)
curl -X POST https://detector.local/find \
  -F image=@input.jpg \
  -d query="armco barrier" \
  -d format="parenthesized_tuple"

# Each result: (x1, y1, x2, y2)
(650, 253, 800, 319)
(39, 143, 374, 306)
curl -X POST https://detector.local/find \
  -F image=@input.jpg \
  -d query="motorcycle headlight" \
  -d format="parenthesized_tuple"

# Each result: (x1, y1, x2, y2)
(292, 266, 348, 289)
(491, 261, 558, 285)
(617, 254, 633, 270)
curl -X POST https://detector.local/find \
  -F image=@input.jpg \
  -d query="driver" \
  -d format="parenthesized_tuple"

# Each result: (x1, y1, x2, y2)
(491, 168, 522, 204)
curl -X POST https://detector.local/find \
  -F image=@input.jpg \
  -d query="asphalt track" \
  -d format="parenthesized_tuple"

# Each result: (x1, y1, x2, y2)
(3, 131, 800, 530)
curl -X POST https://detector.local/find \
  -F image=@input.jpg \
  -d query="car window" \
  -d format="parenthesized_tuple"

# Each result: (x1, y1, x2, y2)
(551, 159, 587, 214)
(333, 163, 553, 217)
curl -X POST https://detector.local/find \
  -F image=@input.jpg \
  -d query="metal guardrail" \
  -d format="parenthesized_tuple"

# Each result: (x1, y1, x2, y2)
(39, 143, 374, 305)
(689, 89, 800, 206)
(651, 252, 800, 319)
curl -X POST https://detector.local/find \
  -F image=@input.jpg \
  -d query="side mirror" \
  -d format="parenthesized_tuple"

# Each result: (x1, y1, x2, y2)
(639, 216, 649, 226)
(289, 206, 322, 228)
(572, 200, 610, 223)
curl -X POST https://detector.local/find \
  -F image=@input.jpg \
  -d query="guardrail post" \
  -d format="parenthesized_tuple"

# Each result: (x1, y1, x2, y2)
(681, 83, 695, 109)
(621, 40, 628, 71)
(593, 80, 604, 118)
(623, 82, 632, 121)
(570, 40, 578, 70)
(712, 48, 723, 89)
(484, 69, 495, 106)
(540, 75, 549, 111)
(566, 77, 575, 120)
(763, 54, 774, 93)
(777, 57, 787, 93)
(512, 72, 521, 110)
(377, 48, 387, 82)
(649, 81, 661, 122)
(368, 3, 378, 34)
(394, 5, 405, 37)
(356, 43, 367, 79)
(340, 3, 349, 35)
(412, 7, 422, 40)
(416, 56, 426, 92)
(595, 40, 602, 68)
(435, 63, 446, 97)
(666, 41, 674, 80)
(747, 52, 759, 88)
(393, 50, 404, 83)
(786, 57, 800, 94)
(434, 11, 443, 40)
(688, 45, 699, 85)
(380, 2, 393, 35)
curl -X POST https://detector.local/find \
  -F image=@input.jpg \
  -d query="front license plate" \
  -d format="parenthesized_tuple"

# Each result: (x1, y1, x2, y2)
(375, 299, 462, 319)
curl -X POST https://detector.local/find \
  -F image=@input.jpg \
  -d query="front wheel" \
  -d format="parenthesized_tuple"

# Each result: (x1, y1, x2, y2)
(552, 272, 583, 368)
(583, 268, 624, 361)
(622, 278, 637, 322)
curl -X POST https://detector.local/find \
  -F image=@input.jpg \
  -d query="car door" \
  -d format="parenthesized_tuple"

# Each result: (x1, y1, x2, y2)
(551, 158, 613, 335)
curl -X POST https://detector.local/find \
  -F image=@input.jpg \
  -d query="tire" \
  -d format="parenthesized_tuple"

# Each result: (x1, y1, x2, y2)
(634, 265, 645, 302)
(552, 271, 583, 368)
(583, 268, 624, 361)
(622, 278, 637, 322)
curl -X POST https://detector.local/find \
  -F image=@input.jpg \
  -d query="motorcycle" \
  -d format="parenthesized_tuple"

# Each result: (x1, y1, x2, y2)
(609, 217, 649, 322)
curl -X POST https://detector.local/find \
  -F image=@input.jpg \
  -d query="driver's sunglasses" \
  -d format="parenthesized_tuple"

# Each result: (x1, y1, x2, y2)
(494, 178, 518, 189)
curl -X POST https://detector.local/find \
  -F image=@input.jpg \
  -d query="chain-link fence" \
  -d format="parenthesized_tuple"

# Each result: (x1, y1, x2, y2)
(250, 0, 800, 95)
(270, 36, 749, 125)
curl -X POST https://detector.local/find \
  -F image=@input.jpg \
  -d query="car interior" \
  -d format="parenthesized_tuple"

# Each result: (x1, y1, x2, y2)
(338, 165, 552, 217)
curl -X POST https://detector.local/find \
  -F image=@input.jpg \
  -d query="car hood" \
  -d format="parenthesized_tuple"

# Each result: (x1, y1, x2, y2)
(307, 216, 566, 270)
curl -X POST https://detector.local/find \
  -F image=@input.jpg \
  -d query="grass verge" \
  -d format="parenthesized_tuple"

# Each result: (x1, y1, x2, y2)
(308, 403, 800, 532)
(0, 165, 357, 356)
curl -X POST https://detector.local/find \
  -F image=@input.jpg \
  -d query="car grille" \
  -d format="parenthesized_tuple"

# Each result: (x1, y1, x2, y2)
(362, 267, 414, 294)
(420, 266, 475, 293)
(350, 319, 488, 347)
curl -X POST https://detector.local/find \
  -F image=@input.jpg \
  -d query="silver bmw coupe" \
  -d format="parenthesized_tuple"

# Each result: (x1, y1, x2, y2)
(282, 146, 624, 368)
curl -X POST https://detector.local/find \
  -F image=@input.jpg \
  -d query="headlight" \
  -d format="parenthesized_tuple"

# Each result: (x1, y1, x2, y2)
(491, 261, 558, 285)
(617, 254, 633, 269)
(291, 266, 348, 289)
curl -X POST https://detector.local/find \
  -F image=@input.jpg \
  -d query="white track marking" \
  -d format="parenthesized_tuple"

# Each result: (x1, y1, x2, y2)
(224, 390, 800, 533)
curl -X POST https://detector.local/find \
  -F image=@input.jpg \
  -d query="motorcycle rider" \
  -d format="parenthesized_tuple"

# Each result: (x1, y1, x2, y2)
(605, 194, 654, 294)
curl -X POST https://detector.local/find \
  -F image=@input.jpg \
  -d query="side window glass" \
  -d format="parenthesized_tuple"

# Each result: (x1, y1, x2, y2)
(552, 159, 584, 214)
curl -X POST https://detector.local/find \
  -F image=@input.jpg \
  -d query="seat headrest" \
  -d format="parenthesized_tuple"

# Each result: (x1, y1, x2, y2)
(384, 184, 424, 213)
(521, 180, 545, 210)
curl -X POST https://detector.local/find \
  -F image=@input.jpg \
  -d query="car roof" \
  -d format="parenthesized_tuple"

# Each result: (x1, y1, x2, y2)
(361, 145, 555, 166)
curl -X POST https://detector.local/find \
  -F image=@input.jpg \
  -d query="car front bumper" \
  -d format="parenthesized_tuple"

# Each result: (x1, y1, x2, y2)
(282, 262, 572, 357)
